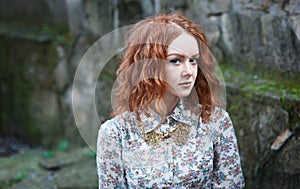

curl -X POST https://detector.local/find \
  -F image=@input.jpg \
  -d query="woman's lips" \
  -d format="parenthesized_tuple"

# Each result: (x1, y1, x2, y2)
(178, 81, 192, 87)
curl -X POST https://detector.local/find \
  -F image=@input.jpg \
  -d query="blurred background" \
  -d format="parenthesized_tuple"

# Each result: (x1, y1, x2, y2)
(0, 0, 299, 188)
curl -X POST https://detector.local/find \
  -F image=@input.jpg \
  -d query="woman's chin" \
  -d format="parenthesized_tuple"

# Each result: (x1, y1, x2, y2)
(177, 91, 193, 98)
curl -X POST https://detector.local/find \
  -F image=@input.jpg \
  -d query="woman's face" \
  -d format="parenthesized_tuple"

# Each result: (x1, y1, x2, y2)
(164, 32, 198, 100)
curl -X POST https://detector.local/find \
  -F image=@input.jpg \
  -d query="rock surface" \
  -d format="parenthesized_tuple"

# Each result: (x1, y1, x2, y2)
(0, 147, 97, 189)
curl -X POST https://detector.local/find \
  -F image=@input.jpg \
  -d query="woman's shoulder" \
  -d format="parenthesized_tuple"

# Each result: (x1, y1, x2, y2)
(97, 112, 137, 151)
(99, 111, 138, 132)
(205, 107, 233, 133)
(210, 107, 231, 122)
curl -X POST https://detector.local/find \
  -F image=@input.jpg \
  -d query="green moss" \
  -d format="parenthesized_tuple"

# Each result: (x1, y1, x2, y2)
(42, 150, 55, 159)
(56, 140, 69, 152)
(0, 150, 41, 187)
(13, 167, 29, 182)
(0, 167, 29, 187)
(220, 64, 300, 100)
(87, 150, 96, 159)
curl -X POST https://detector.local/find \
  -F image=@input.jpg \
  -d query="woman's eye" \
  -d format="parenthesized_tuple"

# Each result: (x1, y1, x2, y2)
(169, 58, 181, 64)
(190, 58, 199, 64)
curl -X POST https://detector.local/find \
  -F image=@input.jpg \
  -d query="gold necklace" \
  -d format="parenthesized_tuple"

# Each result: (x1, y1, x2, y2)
(138, 118, 191, 147)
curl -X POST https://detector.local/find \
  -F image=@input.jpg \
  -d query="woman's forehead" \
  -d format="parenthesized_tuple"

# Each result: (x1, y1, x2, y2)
(167, 32, 198, 56)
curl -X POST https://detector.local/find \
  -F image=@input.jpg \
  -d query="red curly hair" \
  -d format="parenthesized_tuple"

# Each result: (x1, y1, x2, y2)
(112, 13, 221, 122)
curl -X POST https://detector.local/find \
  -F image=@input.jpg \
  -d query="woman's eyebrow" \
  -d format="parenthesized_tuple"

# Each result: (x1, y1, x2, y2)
(166, 53, 185, 58)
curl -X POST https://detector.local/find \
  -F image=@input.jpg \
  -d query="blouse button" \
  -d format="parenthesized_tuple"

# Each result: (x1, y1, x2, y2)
(135, 171, 139, 175)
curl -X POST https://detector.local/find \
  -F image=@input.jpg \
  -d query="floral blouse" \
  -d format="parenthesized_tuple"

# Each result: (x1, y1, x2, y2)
(96, 100, 245, 188)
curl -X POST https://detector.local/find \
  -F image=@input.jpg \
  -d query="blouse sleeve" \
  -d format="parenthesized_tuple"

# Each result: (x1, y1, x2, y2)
(212, 110, 245, 188)
(96, 119, 126, 189)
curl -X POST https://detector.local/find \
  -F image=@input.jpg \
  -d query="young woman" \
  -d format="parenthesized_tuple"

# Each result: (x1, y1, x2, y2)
(97, 13, 245, 188)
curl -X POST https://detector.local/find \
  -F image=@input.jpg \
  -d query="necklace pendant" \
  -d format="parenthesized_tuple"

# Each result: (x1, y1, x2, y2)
(138, 118, 191, 148)
(163, 133, 170, 138)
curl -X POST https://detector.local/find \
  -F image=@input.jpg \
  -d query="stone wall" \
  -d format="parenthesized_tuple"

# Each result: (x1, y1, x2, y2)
(0, 0, 299, 188)
(0, 0, 81, 147)
(188, 0, 300, 82)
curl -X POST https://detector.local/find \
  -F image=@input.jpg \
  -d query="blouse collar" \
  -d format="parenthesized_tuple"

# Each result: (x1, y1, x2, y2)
(138, 98, 201, 133)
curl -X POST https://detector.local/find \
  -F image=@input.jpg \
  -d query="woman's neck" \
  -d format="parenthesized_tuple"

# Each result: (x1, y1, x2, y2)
(162, 93, 179, 115)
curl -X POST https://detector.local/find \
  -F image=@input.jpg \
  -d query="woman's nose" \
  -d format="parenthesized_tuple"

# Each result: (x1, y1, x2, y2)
(182, 61, 193, 76)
